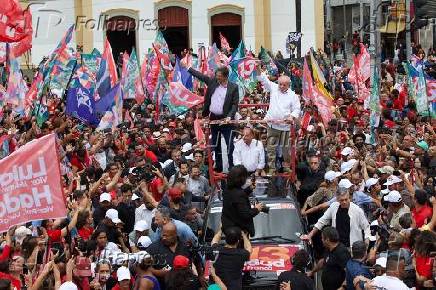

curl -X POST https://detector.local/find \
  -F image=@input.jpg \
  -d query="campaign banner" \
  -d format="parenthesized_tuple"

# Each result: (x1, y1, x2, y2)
(243, 245, 299, 273)
(0, 134, 67, 232)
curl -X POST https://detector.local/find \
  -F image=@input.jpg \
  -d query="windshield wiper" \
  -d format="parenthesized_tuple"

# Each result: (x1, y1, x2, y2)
(250, 236, 297, 243)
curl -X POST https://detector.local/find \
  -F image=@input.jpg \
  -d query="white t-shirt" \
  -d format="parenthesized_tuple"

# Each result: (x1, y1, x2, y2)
(372, 274, 413, 290)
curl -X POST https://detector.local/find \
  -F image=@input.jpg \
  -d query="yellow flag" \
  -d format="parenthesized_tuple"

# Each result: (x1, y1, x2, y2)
(310, 50, 334, 100)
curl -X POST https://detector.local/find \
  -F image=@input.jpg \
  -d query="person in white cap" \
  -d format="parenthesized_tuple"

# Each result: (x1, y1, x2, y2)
(302, 187, 370, 248)
(93, 192, 113, 227)
(341, 147, 355, 161)
(129, 220, 150, 251)
(115, 266, 132, 290)
(301, 171, 341, 215)
(96, 209, 129, 252)
(384, 190, 410, 231)
(59, 281, 78, 290)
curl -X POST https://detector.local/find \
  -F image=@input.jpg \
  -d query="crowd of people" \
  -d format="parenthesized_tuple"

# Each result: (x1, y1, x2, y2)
(0, 39, 435, 290)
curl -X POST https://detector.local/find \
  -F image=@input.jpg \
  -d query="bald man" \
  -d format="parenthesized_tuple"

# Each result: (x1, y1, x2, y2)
(257, 66, 301, 174)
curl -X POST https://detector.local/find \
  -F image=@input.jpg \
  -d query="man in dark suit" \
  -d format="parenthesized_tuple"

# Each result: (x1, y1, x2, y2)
(182, 63, 239, 172)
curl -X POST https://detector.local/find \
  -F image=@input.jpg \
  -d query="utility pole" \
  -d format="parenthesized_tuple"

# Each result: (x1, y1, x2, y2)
(360, 2, 364, 40)
(405, 0, 412, 58)
(370, 0, 380, 90)
(343, 0, 347, 60)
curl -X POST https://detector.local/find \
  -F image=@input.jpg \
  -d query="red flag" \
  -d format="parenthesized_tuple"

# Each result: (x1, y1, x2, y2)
(0, 134, 67, 232)
(24, 71, 42, 111)
(0, 0, 32, 43)
(302, 57, 314, 103)
(194, 118, 205, 149)
(169, 82, 204, 108)
(313, 86, 334, 126)
(152, 43, 172, 72)
(237, 57, 257, 79)
(103, 39, 118, 86)
(219, 32, 231, 51)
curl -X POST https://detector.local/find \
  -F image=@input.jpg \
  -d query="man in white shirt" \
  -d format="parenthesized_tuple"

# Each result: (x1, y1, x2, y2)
(233, 127, 265, 176)
(354, 254, 412, 290)
(256, 66, 301, 173)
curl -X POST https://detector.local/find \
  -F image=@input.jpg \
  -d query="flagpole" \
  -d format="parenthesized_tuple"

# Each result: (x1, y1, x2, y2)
(62, 59, 79, 100)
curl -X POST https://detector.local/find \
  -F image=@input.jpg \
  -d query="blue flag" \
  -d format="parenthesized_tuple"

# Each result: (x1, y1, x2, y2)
(173, 58, 193, 90)
(95, 83, 120, 113)
(66, 77, 99, 126)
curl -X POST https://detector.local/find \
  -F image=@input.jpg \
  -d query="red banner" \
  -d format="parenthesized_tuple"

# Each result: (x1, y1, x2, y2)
(0, 0, 32, 43)
(243, 245, 299, 273)
(0, 134, 67, 232)
(169, 82, 204, 108)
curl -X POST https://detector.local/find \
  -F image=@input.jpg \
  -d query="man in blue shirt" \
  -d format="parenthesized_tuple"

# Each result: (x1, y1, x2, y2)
(150, 207, 198, 246)
(345, 241, 373, 290)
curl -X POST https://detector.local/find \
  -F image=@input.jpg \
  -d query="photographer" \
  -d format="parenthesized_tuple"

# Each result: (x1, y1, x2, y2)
(221, 165, 265, 237)
(211, 226, 252, 290)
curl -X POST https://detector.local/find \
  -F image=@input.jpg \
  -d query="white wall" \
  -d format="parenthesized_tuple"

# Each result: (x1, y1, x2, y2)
(91, 0, 156, 61)
(301, 0, 317, 54)
(29, 0, 77, 64)
(270, 0, 296, 56)
(190, 0, 255, 53)
(28, 0, 321, 65)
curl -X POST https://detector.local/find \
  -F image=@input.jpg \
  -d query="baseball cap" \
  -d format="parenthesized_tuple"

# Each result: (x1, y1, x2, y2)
(340, 159, 357, 174)
(134, 220, 150, 232)
(365, 178, 379, 189)
(384, 190, 402, 203)
(416, 140, 429, 151)
(324, 171, 342, 182)
(341, 147, 354, 156)
(383, 175, 402, 186)
(378, 166, 394, 175)
(375, 257, 387, 268)
(181, 143, 193, 153)
(105, 209, 122, 224)
(338, 178, 353, 189)
(168, 187, 182, 199)
(99, 192, 112, 203)
(116, 266, 131, 282)
(14, 226, 31, 245)
(369, 220, 378, 241)
(131, 193, 140, 201)
(137, 236, 152, 249)
(173, 255, 190, 269)
(163, 128, 170, 133)
(152, 131, 161, 139)
(59, 282, 78, 290)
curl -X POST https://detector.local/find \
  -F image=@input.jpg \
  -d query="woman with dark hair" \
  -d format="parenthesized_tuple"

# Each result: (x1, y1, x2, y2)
(135, 256, 160, 290)
(164, 255, 200, 290)
(221, 165, 264, 237)
(77, 209, 94, 241)
(414, 231, 436, 289)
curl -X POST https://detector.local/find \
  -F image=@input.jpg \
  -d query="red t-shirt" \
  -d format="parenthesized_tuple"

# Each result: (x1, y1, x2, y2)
(47, 229, 62, 243)
(148, 177, 164, 202)
(78, 226, 94, 241)
(415, 255, 433, 279)
(144, 150, 158, 163)
(0, 272, 20, 289)
(412, 205, 433, 228)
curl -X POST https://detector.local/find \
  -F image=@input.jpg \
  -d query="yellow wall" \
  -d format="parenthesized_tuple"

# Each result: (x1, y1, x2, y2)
(314, 0, 325, 51)
(254, 0, 272, 52)
(75, 0, 94, 53)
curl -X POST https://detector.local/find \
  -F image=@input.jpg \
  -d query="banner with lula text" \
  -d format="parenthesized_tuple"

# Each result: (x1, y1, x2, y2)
(0, 134, 67, 232)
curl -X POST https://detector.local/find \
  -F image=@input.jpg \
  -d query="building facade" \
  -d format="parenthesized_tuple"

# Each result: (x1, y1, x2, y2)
(24, 0, 324, 66)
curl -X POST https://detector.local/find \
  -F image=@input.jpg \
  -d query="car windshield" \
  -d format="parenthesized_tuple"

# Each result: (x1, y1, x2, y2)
(207, 203, 303, 243)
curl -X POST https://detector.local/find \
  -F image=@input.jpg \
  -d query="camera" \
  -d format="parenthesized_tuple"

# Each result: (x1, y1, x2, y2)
(132, 161, 156, 182)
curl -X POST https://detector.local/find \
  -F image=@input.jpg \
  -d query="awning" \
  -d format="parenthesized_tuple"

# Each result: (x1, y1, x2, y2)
(380, 20, 406, 34)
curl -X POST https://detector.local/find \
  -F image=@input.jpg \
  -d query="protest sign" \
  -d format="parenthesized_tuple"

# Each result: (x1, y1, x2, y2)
(0, 133, 67, 232)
